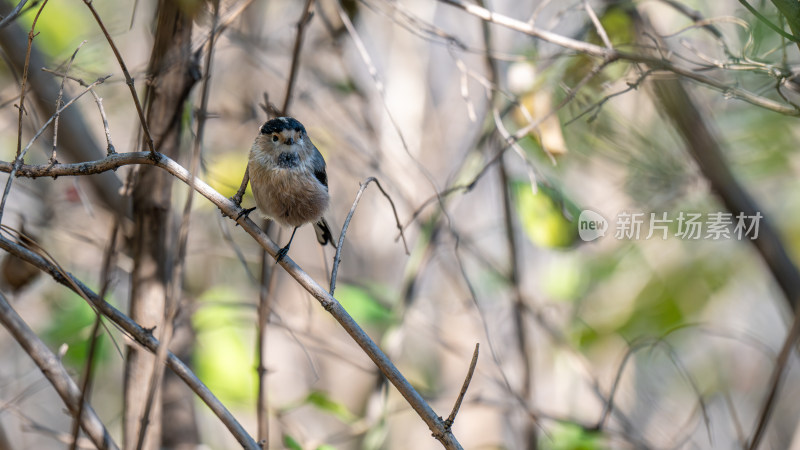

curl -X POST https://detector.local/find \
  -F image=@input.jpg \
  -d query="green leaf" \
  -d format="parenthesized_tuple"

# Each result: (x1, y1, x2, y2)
(192, 286, 255, 405)
(335, 284, 393, 329)
(19, 2, 92, 58)
(43, 292, 109, 368)
(596, 6, 635, 48)
(283, 435, 303, 450)
(540, 422, 605, 450)
(305, 390, 356, 423)
(205, 153, 252, 203)
(512, 180, 580, 248)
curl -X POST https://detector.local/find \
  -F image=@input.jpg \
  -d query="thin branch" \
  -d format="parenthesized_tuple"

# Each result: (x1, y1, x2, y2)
(51, 41, 88, 164)
(584, 0, 612, 49)
(597, 337, 710, 440)
(82, 0, 155, 152)
(330, 177, 409, 295)
(281, 0, 315, 114)
(0, 153, 462, 449)
(6, 0, 48, 226)
(747, 306, 800, 449)
(444, 343, 479, 429)
(0, 290, 118, 450)
(41, 68, 116, 153)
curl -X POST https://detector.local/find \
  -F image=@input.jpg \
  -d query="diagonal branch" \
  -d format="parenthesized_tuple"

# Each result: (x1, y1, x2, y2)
(0, 235, 260, 449)
(0, 290, 118, 450)
(0, 0, 29, 30)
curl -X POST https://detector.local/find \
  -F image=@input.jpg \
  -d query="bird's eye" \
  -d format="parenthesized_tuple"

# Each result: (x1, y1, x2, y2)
(272, 135, 279, 143)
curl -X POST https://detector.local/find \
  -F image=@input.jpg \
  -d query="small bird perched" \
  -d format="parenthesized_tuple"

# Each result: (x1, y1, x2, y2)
(239, 117, 335, 262)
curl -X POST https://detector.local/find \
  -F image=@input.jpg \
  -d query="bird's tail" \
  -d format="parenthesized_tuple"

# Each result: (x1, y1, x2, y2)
(314, 218, 337, 248)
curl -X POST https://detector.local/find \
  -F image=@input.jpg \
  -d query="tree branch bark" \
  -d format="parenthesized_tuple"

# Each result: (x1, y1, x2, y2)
(0, 290, 118, 450)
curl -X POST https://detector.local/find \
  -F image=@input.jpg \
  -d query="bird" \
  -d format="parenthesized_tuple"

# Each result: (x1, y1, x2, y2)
(238, 117, 335, 263)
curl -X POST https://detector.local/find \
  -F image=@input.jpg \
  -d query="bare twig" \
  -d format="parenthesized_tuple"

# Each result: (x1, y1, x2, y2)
(281, 0, 315, 114)
(42, 68, 116, 153)
(0, 153, 463, 449)
(231, 168, 250, 207)
(748, 306, 800, 449)
(584, 0, 612, 49)
(82, 0, 155, 152)
(330, 177, 409, 295)
(0, 290, 118, 450)
(6, 0, 48, 226)
(444, 343, 479, 429)
(51, 41, 87, 164)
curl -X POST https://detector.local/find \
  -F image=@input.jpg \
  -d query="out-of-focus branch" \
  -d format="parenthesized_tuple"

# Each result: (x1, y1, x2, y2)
(0, 290, 118, 450)
(282, 0, 315, 114)
(0, 152, 464, 449)
(0, 234, 260, 449)
(438, 0, 800, 116)
(652, 82, 800, 314)
(0, 0, 28, 29)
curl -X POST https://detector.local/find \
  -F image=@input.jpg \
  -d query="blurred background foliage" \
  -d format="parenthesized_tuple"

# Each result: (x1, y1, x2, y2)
(1, 0, 800, 449)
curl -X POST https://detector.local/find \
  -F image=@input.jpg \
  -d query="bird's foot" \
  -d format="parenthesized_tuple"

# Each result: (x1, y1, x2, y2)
(235, 207, 256, 226)
(275, 245, 290, 264)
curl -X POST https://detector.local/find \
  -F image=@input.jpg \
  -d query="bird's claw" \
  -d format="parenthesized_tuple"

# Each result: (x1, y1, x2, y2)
(275, 246, 290, 264)
(235, 207, 256, 226)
